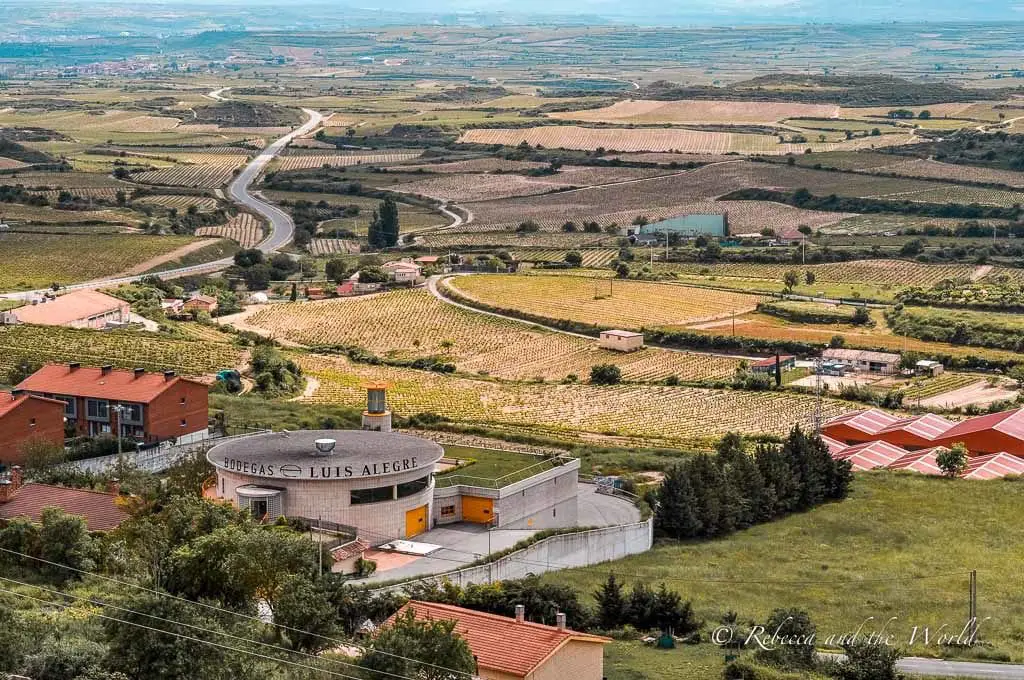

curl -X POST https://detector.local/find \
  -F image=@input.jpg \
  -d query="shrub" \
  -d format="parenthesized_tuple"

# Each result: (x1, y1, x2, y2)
(590, 364, 623, 385)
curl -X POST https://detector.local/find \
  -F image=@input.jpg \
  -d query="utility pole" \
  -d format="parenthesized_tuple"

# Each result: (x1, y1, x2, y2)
(969, 569, 978, 642)
(318, 516, 323, 575)
(814, 354, 824, 435)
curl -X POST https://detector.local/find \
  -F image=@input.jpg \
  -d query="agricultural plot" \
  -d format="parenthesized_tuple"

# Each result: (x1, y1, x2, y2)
(863, 158, 1024, 188)
(195, 213, 264, 248)
(35, 187, 122, 202)
(308, 238, 360, 256)
(244, 289, 742, 383)
(448, 274, 766, 329)
(872, 185, 1024, 207)
(458, 125, 916, 155)
(549, 99, 841, 124)
(274, 153, 422, 172)
(297, 354, 849, 446)
(132, 163, 240, 188)
(135, 195, 220, 211)
(511, 249, 618, 267)
(416, 232, 617, 249)
(0, 156, 29, 170)
(0, 233, 196, 291)
(0, 171, 131, 189)
(399, 158, 549, 173)
(0, 203, 141, 226)
(389, 173, 566, 202)
(0, 325, 242, 377)
(656, 259, 979, 288)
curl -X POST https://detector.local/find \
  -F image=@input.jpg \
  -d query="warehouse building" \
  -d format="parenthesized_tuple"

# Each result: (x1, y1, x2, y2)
(7, 290, 130, 329)
(822, 348, 901, 375)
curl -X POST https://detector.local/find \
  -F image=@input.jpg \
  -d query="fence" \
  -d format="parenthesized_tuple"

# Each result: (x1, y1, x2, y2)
(71, 430, 269, 474)
(371, 517, 653, 594)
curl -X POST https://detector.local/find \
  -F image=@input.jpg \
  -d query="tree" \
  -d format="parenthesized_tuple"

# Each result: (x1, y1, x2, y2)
(358, 266, 388, 284)
(829, 334, 846, 348)
(325, 258, 348, 283)
(6, 355, 42, 385)
(289, 281, 298, 301)
(377, 195, 400, 247)
(240, 264, 273, 291)
(852, 307, 871, 325)
(18, 437, 67, 473)
(359, 609, 476, 680)
(918, 109, 932, 120)
(829, 640, 904, 680)
(652, 583, 699, 636)
(754, 608, 817, 670)
(900, 239, 924, 256)
(654, 462, 701, 539)
(233, 248, 264, 268)
(615, 262, 630, 278)
(798, 225, 813, 236)
(625, 583, 658, 631)
(516, 219, 540, 233)
(37, 507, 96, 582)
(590, 363, 622, 385)
(783, 269, 800, 292)
(593, 574, 627, 630)
(272, 575, 339, 653)
(1009, 365, 1024, 389)
(564, 250, 583, 267)
(937, 443, 968, 478)
(21, 636, 107, 680)
(561, 221, 578, 232)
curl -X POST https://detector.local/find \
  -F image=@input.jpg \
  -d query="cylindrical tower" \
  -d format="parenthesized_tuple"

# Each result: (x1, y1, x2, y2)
(361, 382, 392, 432)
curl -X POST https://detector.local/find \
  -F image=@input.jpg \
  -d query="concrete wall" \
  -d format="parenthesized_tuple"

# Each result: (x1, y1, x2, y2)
(431, 461, 579, 530)
(374, 516, 653, 593)
(530, 639, 606, 680)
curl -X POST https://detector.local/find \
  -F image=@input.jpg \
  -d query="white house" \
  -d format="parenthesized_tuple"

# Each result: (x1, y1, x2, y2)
(598, 330, 644, 352)
(382, 259, 424, 284)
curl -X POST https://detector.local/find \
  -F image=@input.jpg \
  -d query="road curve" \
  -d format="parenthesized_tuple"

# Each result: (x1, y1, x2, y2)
(0, 109, 323, 299)
(821, 652, 1024, 679)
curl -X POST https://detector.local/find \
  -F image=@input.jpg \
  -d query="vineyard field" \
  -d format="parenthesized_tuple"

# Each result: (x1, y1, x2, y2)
(297, 354, 850, 446)
(136, 195, 220, 211)
(0, 156, 29, 170)
(512, 249, 618, 267)
(449, 274, 766, 329)
(654, 260, 981, 288)
(275, 153, 422, 172)
(416, 232, 618, 249)
(243, 289, 742, 382)
(0, 233, 196, 291)
(549, 99, 841, 124)
(0, 325, 242, 376)
(863, 158, 1024, 189)
(308, 238, 360, 255)
(132, 164, 240, 188)
(195, 213, 264, 248)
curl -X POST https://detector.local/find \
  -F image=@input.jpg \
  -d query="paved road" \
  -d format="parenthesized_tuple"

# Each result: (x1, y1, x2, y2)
(822, 652, 1024, 678)
(0, 109, 322, 299)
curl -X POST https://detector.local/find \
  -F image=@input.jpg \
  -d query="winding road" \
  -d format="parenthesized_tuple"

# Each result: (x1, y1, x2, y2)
(0, 108, 323, 299)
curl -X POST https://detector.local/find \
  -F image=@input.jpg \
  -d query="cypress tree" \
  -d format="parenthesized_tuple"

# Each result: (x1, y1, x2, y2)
(755, 442, 798, 518)
(686, 454, 727, 537)
(593, 574, 627, 630)
(654, 462, 701, 539)
(378, 196, 400, 247)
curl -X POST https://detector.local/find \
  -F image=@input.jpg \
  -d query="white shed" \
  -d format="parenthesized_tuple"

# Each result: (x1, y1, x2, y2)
(598, 330, 644, 352)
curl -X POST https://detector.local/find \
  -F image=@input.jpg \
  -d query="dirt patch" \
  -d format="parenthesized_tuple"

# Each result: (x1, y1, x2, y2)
(919, 380, 1019, 409)
(117, 239, 218, 277)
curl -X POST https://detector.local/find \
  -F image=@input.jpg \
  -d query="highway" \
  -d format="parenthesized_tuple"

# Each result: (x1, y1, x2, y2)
(0, 108, 323, 299)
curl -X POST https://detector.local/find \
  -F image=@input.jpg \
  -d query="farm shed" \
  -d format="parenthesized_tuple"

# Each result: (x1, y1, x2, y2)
(834, 440, 908, 471)
(822, 348, 900, 375)
(933, 408, 1024, 458)
(821, 408, 901, 445)
(11, 290, 129, 329)
(750, 355, 795, 374)
(915, 360, 944, 376)
(598, 330, 644, 352)
(635, 213, 728, 241)
(873, 413, 956, 450)
(389, 601, 611, 680)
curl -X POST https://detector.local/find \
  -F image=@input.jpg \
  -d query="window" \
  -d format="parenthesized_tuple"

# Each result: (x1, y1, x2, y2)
(440, 505, 455, 518)
(29, 418, 36, 427)
(86, 399, 109, 420)
(251, 499, 269, 519)
(351, 485, 394, 505)
(396, 475, 430, 499)
(180, 419, 187, 428)
(180, 397, 187, 406)
(120, 403, 143, 424)
(58, 397, 75, 417)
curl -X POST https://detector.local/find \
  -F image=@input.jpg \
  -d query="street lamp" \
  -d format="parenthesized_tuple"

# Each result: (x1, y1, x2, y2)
(110, 404, 127, 468)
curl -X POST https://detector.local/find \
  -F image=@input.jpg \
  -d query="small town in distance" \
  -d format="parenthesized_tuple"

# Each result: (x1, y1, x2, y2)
(2, 4, 1024, 680)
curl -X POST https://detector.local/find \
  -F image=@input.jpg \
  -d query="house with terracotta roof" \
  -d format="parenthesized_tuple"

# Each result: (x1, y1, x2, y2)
(933, 408, 1024, 457)
(0, 390, 66, 467)
(183, 294, 218, 314)
(10, 290, 130, 329)
(0, 468, 127, 532)
(821, 408, 902, 445)
(874, 413, 956, 450)
(389, 601, 611, 680)
(16, 363, 209, 445)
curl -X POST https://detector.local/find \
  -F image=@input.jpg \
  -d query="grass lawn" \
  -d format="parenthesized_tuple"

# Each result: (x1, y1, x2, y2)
(437, 445, 551, 487)
(545, 473, 1024, 661)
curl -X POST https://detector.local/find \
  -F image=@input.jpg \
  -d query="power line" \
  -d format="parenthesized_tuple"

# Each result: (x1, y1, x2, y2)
(0, 575, 417, 680)
(0, 547, 473, 679)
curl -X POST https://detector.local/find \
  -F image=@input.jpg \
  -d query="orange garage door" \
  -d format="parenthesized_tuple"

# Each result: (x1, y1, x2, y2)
(462, 496, 494, 524)
(405, 505, 427, 538)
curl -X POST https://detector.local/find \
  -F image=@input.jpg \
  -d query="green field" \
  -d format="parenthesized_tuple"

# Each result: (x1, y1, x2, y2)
(545, 473, 1024, 661)
(436, 445, 554, 487)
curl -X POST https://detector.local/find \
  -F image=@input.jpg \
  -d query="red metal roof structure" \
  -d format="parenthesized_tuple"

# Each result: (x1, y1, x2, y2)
(874, 413, 956, 449)
(961, 453, 1024, 480)
(751, 355, 795, 368)
(886, 448, 945, 476)
(834, 440, 909, 471)
(933, 408, 1024, 456)
(0, 483, 127, 531)
(821, 409, 902, 444)
(820, 434, 847, 456)
(389, 601, 610, 678)
(17, 364, 205, 403)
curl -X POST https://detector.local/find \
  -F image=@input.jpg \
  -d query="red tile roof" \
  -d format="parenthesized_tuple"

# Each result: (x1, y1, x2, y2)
(16, 364, 207, 403)
(0, 391, 65, 417)
(834, 440, 909, 471)
(962, 452, 1024, 480)
(876, 413, 956, 440)
(12, 290, 126, 326)
(751, 355, 794, 368)
(0, 483, 127, 531)
(391, 601, 609, 677)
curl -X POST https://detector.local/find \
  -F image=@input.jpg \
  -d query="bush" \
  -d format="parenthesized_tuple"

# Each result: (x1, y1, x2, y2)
(590, 364, 623, 385)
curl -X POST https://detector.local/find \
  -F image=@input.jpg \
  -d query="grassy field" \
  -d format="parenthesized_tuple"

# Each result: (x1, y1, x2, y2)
(546, 473, 1024, 661)
(0, 233, 198, 290)
(243, 289, 742, 383)
(449, 274, 766, 329)
(436, 445, 551, 486)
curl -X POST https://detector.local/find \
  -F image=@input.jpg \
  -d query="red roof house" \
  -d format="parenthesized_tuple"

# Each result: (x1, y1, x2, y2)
(0, 391, 66, 467)
(16, 363, 209, 444)
(961, 452, 1024, 480)
(0, 470, 127, 532)
(932, 408, 1024, 457)
(874, 413, 956, 449)
(834, 440, 909, 471)
(389, 601, 610, 680)
(821, 409, 902, 445)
